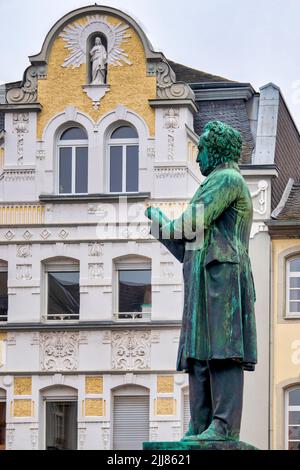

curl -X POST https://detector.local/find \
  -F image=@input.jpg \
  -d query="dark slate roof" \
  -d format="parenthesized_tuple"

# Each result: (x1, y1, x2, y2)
(167, 61, 255, 163)
(168, 60, 235, 84)
(194, 100, 255, 164)
(272, 179, 300, 220)
(5, 81, 22, 90)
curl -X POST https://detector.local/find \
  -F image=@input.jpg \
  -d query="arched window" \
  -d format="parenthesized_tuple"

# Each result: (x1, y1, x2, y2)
(58, 126, 88, 194)
(108, 125, 139, 193)
(286, 387, 300, 449)
(286, 257, 300, 318)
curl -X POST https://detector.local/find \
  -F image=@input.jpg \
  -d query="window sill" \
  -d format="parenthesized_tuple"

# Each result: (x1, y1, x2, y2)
(113, 312, 151, 322)
(284, 315, 300, 320)
(39, 193, 151, 203)
(43, 317, 80, 323)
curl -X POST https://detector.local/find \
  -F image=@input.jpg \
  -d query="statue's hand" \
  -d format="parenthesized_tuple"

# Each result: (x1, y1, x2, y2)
(145, 206, 163, 225)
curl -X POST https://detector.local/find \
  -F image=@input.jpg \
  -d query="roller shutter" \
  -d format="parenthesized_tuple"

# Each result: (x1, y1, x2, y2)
(183, 393, 190, 436)
(113, 396, 149, 450)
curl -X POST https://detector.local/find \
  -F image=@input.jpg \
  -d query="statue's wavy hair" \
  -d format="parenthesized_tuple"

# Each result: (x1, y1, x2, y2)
(199, 120, 242, 164)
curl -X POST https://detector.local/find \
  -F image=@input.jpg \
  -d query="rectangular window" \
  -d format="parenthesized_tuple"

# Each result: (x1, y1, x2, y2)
(287, 260, 300, 318)
(0, 402, 5, 450)
(118, 269, 151, 320)
(47, 271, 80, 321)
(0, 272, 8, 322)
(59, 147, 72, 194)
(75, 147, 88, 193)
(46, 401, 77, 450)
(110, 146, 123, 192)
(126, 145, 139, 192)
(59, 146, 88, 194)
(286, 389, 300, 450)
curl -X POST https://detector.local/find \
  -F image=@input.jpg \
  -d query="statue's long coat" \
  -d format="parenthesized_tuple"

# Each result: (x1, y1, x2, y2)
(159, 162, 257, 372)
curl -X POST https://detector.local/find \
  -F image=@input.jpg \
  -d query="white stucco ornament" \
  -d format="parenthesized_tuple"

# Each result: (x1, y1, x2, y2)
(59, 15, 132, 68)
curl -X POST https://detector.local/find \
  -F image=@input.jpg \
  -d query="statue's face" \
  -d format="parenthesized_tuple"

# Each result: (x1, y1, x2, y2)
(196, 140, 214, 177)
(95, 37, 101, 45)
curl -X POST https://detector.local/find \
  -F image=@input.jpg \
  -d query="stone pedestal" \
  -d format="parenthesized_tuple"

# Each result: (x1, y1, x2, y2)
(143, 440, 258, 450)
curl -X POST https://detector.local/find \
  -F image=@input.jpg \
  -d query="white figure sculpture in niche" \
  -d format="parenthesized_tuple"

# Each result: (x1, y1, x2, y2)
(90, 37, 107, 85)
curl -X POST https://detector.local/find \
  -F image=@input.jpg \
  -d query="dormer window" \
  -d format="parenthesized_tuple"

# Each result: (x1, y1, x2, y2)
(58, 127, 88, 194)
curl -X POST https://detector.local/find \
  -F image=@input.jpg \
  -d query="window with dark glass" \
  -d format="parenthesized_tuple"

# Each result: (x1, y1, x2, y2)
(118, 269, 151, 319)
(109, 125, 139, 193)
(58, 126, 88, 194)
(0, 402, 5, 450)
(287, 258, 300, 317)
(286, 388, 300, 450)
(47, 271, 80, 321)
(46, 401, 77, 450)
(0, 271, 8, 322)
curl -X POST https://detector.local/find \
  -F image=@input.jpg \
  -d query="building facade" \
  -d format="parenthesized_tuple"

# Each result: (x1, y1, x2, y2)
(268, 180, 300, 450)
(0, 4, 298, 450)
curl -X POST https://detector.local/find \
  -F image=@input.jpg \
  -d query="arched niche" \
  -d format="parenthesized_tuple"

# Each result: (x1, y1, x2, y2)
(87, 32, 108, 85)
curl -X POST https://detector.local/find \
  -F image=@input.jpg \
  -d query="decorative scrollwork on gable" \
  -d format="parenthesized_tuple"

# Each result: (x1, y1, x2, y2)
(6, 66, 41, 105)
(148, 60, 195, 100)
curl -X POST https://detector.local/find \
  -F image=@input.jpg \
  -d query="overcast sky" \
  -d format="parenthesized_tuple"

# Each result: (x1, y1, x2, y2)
(1, 0, 300, 126)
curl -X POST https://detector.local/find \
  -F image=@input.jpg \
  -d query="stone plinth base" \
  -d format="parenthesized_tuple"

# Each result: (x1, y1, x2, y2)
(143, 440, 258, 450)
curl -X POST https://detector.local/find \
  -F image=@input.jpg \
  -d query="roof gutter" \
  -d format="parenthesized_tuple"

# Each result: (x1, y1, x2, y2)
(190, 82, 256, 101)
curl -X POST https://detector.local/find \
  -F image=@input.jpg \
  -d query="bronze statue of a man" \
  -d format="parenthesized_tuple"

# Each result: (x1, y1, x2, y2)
(146, 120, 257, 442)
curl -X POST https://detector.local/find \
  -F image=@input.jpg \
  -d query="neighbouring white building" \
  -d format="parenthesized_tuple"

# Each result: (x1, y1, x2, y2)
(1, 4, 300, 450)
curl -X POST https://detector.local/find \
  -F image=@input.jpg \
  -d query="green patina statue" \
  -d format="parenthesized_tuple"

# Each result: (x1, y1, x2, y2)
(146, 120, 257, 443)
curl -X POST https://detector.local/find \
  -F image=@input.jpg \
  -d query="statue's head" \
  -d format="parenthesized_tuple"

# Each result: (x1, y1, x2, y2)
(196, 120, 242, 176)
(95, 37, 102, 45)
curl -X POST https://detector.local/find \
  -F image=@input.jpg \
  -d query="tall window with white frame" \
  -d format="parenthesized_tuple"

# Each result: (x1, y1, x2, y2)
(44, 259, 80, 321)
(108, 125, 139, 193)
(58, 126, 88, 194)
(286, 257, 300, 317)
(0, 262, 8, 322)
(114, 258, 151, 321)
(286, 387, 300, 450)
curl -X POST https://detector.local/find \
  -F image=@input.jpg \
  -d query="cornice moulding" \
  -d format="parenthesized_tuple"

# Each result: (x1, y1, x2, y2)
(39, 192, 151, 203)
(0, 321, 183, 331)
(240, 167, 278, 178)
(149, 99, 197, 113)
(0, 104, 42, 112)
(194, 86, 254, 101)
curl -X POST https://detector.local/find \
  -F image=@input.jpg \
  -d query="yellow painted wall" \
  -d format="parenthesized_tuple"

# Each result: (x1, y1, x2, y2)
(37, 15, 156, 139)
(272, 239, 300, 449)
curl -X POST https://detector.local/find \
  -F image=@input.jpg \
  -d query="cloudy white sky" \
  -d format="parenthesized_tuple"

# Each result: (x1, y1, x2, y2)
(1, 0, 300, 126)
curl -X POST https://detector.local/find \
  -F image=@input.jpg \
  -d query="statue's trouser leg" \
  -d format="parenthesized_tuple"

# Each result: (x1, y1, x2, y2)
(208, 359, 244, 439)
(188, 360, 213, 435)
